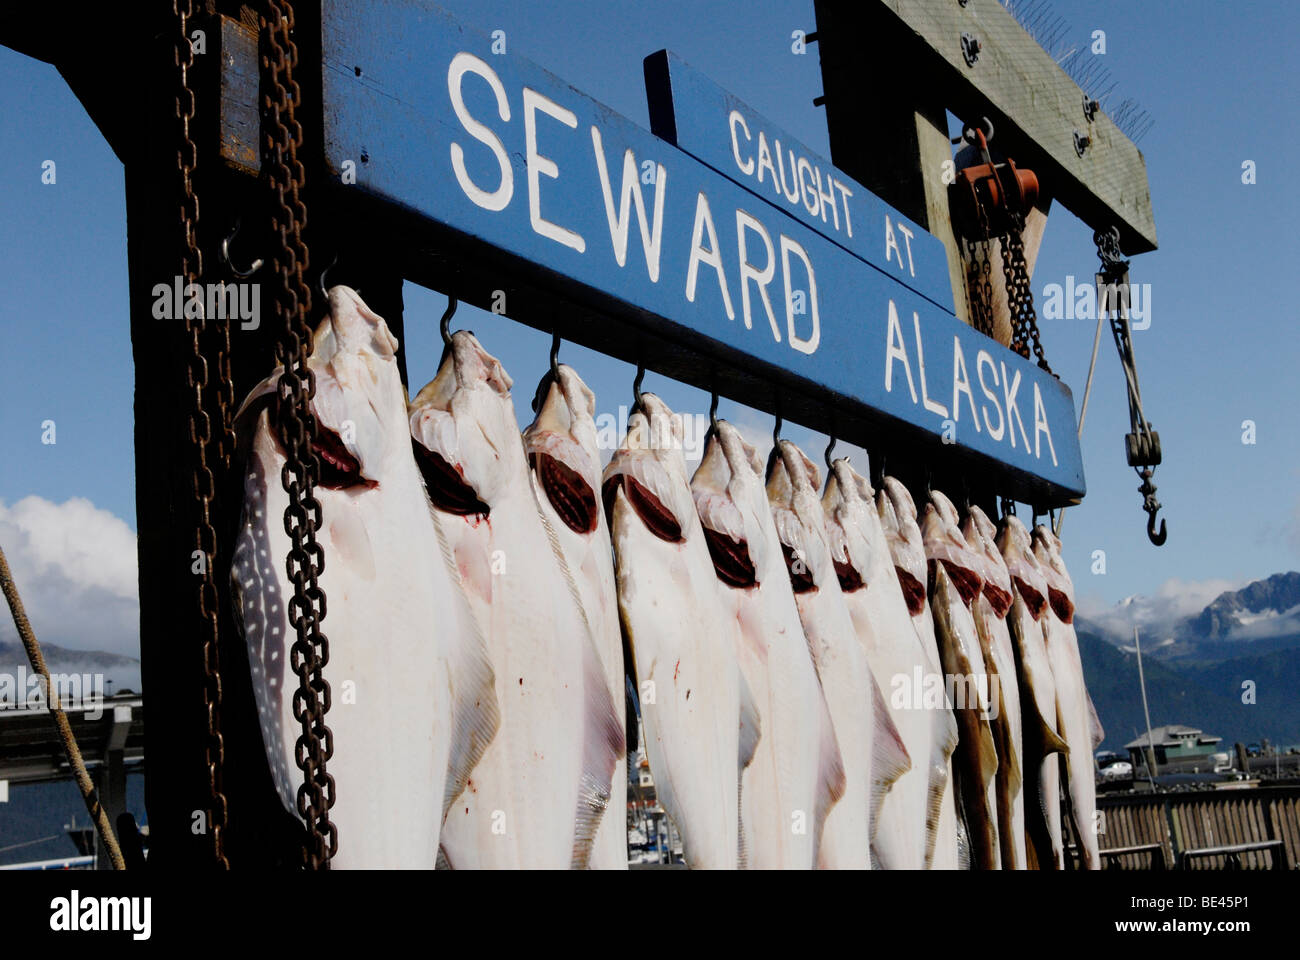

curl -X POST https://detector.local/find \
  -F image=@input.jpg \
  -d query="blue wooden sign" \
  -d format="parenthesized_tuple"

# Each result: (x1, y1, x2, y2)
(319, 0, 1084, 499)
(644, 50, 954, 313)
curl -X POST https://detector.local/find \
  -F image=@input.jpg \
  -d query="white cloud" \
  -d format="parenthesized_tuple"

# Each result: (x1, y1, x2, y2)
(0, 496, 138, 659)
(1077, 575, 1246, 642)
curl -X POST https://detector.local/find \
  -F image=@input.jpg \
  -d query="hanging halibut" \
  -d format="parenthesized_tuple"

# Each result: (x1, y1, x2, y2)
(690, 422, 844, 869)
(523, 364, 627, 869)
(1033, 525, 1104, 870)
(877, 478, 961, 869)
(604, 396, 760, 869)
(409, 331, 622, 869)
(767, 442, 906, 869)
(962, 506, 1025, 869)
(922, 491, 1000, 869)
(822, 459, 934, 870)
(231, 286, 499, 869)
(998, 515, 1068, 869)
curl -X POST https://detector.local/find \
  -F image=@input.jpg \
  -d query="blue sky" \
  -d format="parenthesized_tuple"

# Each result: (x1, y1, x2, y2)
(1, 0, 1298, 659)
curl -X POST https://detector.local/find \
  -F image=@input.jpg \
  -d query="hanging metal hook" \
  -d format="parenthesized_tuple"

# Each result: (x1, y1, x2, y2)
(319, 254, 338, 299)
(440, 296, 459, 348)
(220, 218, 263, 278)
(772, 412, 783, 448)
(708, 386, 719, 435)
(632, 363, 645, 413)
(549, 329, 561, 380)
(824, 436, 837, 472)
(1138, 467, 1167, 546)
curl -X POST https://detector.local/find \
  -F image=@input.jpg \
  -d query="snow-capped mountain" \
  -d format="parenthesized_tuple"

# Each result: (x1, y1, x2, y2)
(1079, 572, 1300, 662)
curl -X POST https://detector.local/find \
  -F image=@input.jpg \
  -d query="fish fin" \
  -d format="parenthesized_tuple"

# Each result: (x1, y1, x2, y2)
(922, 707, 959, 869)
(1039, 717, 1071, 756)
(431, 505, 502, 823)
(736, 669, 762, 870)
(812, 701, 848, 863)
(1087, 690, 1105, 750)
(536, 507, 623, 870)
(869, 677, 911, 842)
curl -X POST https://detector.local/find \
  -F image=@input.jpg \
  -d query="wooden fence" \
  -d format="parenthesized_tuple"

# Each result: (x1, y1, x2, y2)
(1081, 786, 1300, 869)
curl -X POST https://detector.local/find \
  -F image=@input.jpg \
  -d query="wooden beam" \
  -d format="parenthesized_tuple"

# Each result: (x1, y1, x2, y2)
(815, 0, 1156, 254)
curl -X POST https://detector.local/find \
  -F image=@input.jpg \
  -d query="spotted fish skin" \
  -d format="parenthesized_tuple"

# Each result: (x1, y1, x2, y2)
(231, 286, 499, 869)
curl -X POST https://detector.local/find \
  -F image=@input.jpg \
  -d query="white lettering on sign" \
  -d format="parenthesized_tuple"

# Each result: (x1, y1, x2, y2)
(881, 304, 1058, 462)
(1001, 361, 1031, 452)
(523, 87, 585, 252)
(685, 192, 735, 320)
(884, 300, 918, 403)
(913, 312, 949, 418)
(884, 215, 917, 278)
(951, 337, 980, 434)
(448, 52, 514, 211)
(730, 116, 855, 239)
(977, 350, 1005, 441)
(1033, 382, 1058, 465)
(780, 235, 819, 354)
(591, 127, 666, 282)
(728, 110, 755, 175)
(736, 209, 779, 339)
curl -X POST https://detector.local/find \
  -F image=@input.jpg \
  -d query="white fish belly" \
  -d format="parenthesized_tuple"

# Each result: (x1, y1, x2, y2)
(845, 590, 928, 869)
(1044, 615, 1100, 869)
(797, 590, 873, 869)
(733, 593, 831, 870)
(613, 493, 742, 869)
(438, 497, 594, 869)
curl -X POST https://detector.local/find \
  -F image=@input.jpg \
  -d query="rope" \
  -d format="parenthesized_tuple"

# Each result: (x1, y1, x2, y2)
(1054, 309, 1105, 538)
(0, 542, 125, 870)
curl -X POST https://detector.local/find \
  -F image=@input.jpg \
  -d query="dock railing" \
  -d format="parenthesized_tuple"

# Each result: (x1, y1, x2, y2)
(1084, 784, 1300, 869)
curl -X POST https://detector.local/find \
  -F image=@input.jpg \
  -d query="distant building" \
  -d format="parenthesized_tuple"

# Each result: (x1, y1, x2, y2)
(1126, 724, 1225, 774)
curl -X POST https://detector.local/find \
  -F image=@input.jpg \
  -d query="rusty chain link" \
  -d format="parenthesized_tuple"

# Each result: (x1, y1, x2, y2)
(963, 199, 996, 339)
(259, 0, 337, 868)
(174, 0, 230, 869)
(1001, 211, 1053, 375)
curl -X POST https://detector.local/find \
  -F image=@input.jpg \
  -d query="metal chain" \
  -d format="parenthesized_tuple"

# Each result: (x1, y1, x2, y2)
(174, 0, 230, 870)
(260, 0, 337, 868)
(1001, 211, 1053, 375)
(963, 200, 996, 338)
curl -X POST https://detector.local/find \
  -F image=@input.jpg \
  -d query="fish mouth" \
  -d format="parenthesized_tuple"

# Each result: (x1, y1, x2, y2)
(1012, 577, 1047, 619)
(531, 451, 598, 534)
(895, 566, 927, 614)
(603, 474, 683, 543)
(983, 581, 1014, 618)
(701, 526, 757, 588)
(782, 542, 817, 594)
(929, 558, 983, 607)
(274, 411, 373, 491)
(413, 442, 490, 516)
(1046, 586, 1075, 624)
(833, 557, 865, 593)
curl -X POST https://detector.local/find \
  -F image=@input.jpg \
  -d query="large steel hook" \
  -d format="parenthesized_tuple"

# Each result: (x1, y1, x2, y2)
(1138, 468, 1167, 546)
